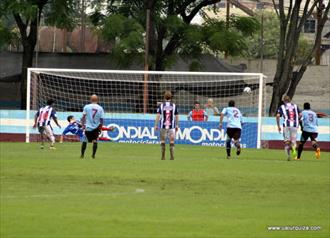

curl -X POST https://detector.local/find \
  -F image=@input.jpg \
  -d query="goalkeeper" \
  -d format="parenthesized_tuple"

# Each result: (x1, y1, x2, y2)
(60, 115, 85, 143)
(60, 115, 115, 143)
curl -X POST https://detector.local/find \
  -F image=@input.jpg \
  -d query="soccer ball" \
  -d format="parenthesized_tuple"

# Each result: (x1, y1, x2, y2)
(243, 87, 252, 94)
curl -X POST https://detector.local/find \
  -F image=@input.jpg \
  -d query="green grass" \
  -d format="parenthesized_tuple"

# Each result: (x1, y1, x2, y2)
(0, 142, 329, 238)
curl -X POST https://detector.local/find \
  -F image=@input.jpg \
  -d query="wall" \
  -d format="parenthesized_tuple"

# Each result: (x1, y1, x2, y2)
(1, 110, 329, 151)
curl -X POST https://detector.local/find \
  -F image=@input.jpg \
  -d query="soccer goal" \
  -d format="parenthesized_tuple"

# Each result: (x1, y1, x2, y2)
(26, 69, 266, 148)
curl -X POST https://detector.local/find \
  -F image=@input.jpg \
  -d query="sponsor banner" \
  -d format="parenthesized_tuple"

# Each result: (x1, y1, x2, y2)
(102, 119, 258, 148)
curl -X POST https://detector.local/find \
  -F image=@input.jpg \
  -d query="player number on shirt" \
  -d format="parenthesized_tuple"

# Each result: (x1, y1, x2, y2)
(308, 113, 314, 122)
(289, 110, 295, 121)
(39, 110, 49, 122)
(165, 110, 171, 127)
(92, 109, 98, 118)
(233, 110, 239, 118)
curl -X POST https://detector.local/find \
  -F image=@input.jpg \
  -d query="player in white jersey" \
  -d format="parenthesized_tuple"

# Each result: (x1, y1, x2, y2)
(297, 102, 321, 160)
(220, 100, 243, 159)
(33, 99, 61, 149)
(154, 91, 179, 160)
(276, 95, 301, 161)
(80, 94, 104, 159)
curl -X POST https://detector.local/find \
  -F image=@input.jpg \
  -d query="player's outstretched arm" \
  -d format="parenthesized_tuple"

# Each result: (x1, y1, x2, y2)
(60, 126, 70, 143)
(276, 114, 281, 133)
(204, 112, 208, 122)
(219, 113, 224, 130)
(81, 114, 86, 129)
(175, 114, 179, 132)
(33, 113, 38, 128)
(154, 114, 160, 130)
(54, 118, 61, 129)
(187, 111, 192, 121)
(99, 118, 104, 130)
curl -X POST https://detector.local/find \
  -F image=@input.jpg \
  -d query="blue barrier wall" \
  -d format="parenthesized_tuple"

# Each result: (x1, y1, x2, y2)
(1, 110, 329, 147)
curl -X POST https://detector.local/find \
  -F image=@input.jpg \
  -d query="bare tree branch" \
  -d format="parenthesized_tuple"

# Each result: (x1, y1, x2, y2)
(272, 0, 279, 17)
(298, 0, 318, 30)
(182, 0, 221, 23)
(278, 0, 286, 21)
(287, 0, 293, 18)
(298, 1, 330, 71)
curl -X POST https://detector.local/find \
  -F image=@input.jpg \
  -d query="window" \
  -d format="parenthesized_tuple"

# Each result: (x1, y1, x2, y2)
(304, 19, 316, 33)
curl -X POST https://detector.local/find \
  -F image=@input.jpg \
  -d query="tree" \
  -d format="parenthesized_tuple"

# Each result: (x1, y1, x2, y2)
(247, 11, 280, 59)
(90, 0, 259, 112)
(269, 0, 330, 115)
(246, 10, 313, 62)
(91, 0, 260, 71)
(0, 0, 76, 109)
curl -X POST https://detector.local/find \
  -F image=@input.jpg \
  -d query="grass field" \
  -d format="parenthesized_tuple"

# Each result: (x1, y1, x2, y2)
(0, 142, 329, 238)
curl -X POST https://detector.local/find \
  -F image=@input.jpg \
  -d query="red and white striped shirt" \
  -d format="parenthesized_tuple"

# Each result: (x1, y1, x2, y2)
(36, 106, 57, 127)
(157, 102, 178, 129)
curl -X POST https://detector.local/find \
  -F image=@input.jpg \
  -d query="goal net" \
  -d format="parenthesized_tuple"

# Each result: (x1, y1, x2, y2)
(26, 69, 266, 148)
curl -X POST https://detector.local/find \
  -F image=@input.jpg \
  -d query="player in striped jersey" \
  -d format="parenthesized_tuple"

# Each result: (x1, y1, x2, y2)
(219, 100, 243, 159)
(276, 95, 301, 161)
(32, 99, 61, 149)
(297, 102, 321, 160)
(154, 91, 179, 160)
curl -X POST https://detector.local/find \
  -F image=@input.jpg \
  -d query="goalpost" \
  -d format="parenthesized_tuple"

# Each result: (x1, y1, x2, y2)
(26, 68, 266, 148)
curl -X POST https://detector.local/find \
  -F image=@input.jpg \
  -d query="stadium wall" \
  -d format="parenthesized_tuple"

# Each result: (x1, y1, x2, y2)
(0, 110, 329, 151)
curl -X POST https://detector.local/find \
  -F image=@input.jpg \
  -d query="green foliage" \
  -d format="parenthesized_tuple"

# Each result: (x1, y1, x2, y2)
(246, 10, 313, 62)
(0, 19, 12, 49)
(102, 14, 144, 66)
(4, 0, 39, 20)
(231, 16, 260, 36)
(246, 11, 280, 59)
(1, 0, 79, 34)
(202, 16, 259, 57)
(94, 1, 260, 70)
(1, 143, 329, 237)
(163, 15, 186, 35)
(43, 0, 77, 30)
(294, 37, 314, 64)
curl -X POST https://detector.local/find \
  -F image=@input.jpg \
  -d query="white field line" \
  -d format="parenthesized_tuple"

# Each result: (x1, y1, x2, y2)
(1, 188, 145, 199)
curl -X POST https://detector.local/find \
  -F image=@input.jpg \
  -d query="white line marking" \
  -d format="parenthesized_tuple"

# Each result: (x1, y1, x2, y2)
(1, 189, 145, 199)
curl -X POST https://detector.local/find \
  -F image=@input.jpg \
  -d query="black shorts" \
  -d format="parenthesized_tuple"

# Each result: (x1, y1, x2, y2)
(226, 128, 241, 140)
(85, 128, 101, 142)
(300, 131, 318, 143)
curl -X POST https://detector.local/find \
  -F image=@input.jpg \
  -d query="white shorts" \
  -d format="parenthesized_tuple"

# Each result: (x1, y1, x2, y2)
(38, 125, 54, 138)
(283, 127, 298, 144)
(160, 129, 175, 141)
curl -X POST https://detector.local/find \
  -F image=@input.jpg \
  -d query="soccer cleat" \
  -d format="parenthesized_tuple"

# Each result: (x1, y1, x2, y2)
(80, 155, 84, 159)
(315, 148, 321, 159)
(49, 146, 56, 150)
(40, 145, 44, 149)
(236, 147, 241, 156)
(294, 157, 300, 161)
(227, 156, 231, 160)
(92, 155, 95, 159)
(287, 156, 291, 161)
(291, 148, 297, 158)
